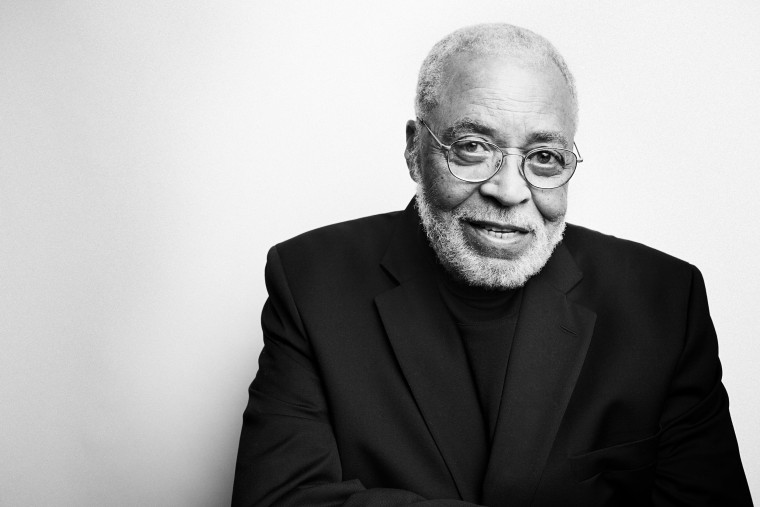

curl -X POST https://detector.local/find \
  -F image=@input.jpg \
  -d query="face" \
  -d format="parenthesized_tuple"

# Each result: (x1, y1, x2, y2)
(407, 54, 576, 289)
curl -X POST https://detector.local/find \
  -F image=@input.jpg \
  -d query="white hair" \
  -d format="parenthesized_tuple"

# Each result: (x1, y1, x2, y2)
(415, 23, 579, 132)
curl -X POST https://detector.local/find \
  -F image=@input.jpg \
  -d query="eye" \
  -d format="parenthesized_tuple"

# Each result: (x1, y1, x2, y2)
(525, 149, 569, 178)
(449, 139, 494, 165)
(460, 141, 487, 154)
(532, 150, 563, 166)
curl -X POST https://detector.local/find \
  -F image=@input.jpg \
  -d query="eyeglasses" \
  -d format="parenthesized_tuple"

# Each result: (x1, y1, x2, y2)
(418, 117, 582, 189)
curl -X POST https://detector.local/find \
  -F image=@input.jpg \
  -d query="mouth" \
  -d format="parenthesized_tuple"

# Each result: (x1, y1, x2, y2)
(466, 219, 531, 238)
(461, 218, 533, 257)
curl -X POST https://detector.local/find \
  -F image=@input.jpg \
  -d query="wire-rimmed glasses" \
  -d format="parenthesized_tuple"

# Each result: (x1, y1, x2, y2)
(418, 117, 582, 189)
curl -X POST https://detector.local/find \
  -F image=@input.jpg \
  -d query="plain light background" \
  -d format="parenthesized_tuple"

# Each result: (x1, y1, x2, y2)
(2, 1, 758, 505)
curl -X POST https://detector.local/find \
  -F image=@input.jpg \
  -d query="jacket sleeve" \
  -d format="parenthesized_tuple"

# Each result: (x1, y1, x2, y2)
(652, 266, 753, 506)
(231, 246, 483, 507)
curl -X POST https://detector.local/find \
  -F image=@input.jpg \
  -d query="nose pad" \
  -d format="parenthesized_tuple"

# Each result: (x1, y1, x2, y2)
(480, 153, 531, 205)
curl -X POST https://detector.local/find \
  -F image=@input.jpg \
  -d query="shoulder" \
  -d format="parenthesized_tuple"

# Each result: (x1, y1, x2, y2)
(265, 209, 406, 293)
(274, 209, 403, 262)
(562, 223, 697, 292)
(563, 223, 688, 263)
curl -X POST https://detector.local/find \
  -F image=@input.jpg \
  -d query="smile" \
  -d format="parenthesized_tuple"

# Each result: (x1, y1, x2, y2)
(470, 220, 529, 235)
(462, 219, 533, 256)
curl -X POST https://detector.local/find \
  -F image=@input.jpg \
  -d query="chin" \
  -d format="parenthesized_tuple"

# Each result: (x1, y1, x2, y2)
(415, 186, 565, 290)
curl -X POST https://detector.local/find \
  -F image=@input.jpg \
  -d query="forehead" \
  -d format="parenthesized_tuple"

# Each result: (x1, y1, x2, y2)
(431, 54, 575, 142)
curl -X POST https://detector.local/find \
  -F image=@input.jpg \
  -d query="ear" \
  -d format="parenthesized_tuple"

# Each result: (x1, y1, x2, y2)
(404, 119, 419, 183)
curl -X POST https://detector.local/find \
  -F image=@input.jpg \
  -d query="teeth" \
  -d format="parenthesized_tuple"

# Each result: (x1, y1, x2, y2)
(485, 228, 515, 237)
(470, 221, 527, 238)
(483, 225, 515, 233)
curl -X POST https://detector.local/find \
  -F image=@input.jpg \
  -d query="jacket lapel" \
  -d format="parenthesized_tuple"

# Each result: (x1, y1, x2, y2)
(482, 243, 596, 506)
(375, 204, 488, 502)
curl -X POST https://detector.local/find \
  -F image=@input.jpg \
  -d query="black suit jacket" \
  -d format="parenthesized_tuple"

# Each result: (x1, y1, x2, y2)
(233, 202, 752, 506)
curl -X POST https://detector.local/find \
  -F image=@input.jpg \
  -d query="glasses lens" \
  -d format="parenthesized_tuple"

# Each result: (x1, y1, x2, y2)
(447, 140, 502, 182)
(524, 148, 577, 188)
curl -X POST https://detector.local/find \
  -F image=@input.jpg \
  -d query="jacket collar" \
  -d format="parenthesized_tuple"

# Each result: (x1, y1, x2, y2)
(481, 240, 595, 505)
(379, 200, 437, 284)
(376, 201, 488, 501)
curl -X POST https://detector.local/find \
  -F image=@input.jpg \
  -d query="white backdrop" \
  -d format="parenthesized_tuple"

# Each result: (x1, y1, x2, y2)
(2, 1, 758, 505)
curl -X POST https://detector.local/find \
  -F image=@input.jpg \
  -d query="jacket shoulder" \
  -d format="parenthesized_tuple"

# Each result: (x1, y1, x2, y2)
(267, 210, 405, 293)
(276, 210, 403, 259)
(562, 223, 695, 284)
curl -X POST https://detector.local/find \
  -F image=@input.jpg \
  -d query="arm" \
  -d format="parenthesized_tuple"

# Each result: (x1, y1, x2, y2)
(231, 246, 483, 507)
(652, 266, 752, 506)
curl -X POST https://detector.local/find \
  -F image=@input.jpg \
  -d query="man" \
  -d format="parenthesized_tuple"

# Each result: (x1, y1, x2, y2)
(232, 24, 752, 506)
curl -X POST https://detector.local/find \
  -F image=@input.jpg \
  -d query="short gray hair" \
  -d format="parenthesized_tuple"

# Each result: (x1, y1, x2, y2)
(415, 23, 578, 131)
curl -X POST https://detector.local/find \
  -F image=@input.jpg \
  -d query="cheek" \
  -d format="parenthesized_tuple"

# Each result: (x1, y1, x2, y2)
(421, 164, 472, 211)
(531, 187, 568, 222)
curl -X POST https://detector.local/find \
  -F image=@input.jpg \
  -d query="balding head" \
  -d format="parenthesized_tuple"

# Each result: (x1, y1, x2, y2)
(415, 23, 579, 134)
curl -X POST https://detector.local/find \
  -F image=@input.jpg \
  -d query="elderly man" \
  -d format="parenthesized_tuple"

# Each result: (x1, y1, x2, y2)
(232, 24, 752, 506)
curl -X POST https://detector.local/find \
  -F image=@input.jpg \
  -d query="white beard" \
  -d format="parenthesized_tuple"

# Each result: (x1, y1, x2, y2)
(415, 184, 565, 290)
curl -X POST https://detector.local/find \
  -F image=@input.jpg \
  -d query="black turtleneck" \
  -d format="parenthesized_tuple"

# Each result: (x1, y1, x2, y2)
(435, 264, 523, 442)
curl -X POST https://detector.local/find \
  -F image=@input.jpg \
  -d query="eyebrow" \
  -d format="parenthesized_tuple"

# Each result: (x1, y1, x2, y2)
(440, 119, 570, 149)
(441, 119, 496, 142)
(526, 131, 570, 149)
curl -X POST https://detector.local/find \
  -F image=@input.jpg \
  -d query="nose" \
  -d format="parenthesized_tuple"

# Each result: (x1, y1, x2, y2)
(478, 153, 531, 206)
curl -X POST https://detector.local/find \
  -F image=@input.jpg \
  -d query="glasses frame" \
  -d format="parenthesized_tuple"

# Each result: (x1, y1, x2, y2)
(418, 117, 582, 189)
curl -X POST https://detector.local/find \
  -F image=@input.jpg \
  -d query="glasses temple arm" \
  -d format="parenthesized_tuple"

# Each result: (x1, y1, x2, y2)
(573, 142, 583, 163)
(417, 117, 451, 150)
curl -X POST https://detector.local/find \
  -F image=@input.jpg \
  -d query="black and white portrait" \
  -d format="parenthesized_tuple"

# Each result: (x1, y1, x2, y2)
(2, 2, 758, 505)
